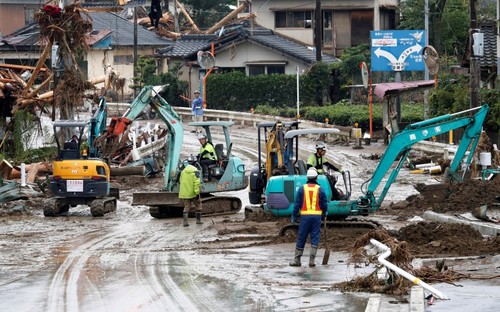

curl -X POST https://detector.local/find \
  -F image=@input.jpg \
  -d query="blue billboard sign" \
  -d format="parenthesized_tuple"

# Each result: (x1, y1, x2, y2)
(370, 30, 426, 72)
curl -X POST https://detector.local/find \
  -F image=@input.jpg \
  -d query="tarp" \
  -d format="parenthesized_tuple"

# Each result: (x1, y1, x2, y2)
(374, 80, 436, 99)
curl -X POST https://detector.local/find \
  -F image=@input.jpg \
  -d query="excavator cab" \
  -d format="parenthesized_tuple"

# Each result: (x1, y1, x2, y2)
(185, 121, 247, 191)
(45, 120, 117, 217)
(247, 121, 300, 206)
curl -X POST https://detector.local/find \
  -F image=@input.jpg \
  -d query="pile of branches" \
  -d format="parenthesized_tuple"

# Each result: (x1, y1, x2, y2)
(33, 2, 95, 120)
(34, 2, 92, 51)
(331, 228, 495, 296)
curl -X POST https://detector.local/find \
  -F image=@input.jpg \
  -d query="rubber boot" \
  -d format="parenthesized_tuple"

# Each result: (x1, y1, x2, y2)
(196, 212, 203, 224)
(309, 246, 318, 267)
(183, 213, 189, 227)
(289, 248, 303, 267)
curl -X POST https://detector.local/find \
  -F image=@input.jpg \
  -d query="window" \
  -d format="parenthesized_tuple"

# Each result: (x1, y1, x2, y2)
(219, 67, 245, 74)
(113, 55, 133, 65)
(248, 65, 265, 76)
(248, 65, 285, 76)
(267, 65, 285, 75)
(275, 11, 312, 28)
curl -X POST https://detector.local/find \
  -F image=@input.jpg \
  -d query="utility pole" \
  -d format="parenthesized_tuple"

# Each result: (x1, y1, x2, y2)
(424, 0, 429, 119)
(174, 0, 179, 33)
(133, 6, 138, 98)
(314, 0, 321, 61)
(469, 0, 480, 108)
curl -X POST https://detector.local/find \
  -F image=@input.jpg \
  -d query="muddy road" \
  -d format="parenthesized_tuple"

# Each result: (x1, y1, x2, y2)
(1, 121, 499, 311)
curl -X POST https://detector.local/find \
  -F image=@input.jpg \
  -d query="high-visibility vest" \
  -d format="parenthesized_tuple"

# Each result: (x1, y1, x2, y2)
(307, 154, 326, 174)
(300, 184, 322, 215)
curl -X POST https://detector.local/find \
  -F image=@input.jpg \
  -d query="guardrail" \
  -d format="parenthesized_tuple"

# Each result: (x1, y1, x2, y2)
(106, 102, 352, 138)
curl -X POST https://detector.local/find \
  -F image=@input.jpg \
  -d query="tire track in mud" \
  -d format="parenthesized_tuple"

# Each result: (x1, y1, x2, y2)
(46, 220, 218, 312)
(46, 224, 160, 312)
(133, 252, 201, 311)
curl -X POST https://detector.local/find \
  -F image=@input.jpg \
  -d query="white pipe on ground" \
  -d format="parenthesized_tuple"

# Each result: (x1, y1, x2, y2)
(369, 238, 450, 300)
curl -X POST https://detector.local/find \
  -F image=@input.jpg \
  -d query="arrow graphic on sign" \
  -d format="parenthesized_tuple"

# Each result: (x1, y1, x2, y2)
(374, 47, 397, 63)
(398, 43, 423, 63)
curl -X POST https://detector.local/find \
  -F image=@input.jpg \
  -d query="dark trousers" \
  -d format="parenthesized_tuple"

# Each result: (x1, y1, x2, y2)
(200, 158, 216, 178)
(149, 4, 161, 28)
(327, 174, 342, 199)
(295, 216, 322, 249)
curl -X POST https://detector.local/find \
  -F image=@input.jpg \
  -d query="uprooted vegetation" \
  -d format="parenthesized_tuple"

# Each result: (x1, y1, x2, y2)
(332, 224, 500, 296)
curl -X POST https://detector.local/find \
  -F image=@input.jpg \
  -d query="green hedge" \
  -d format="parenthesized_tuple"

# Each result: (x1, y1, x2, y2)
(205, 63, 333, 110)
(255, 102, 425, 133)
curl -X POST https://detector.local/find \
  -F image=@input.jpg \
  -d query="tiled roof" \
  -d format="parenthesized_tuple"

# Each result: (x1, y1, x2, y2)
(157, 34, 216, 57)
(479, 22, 496, 68)
(157, 22, 339, 65)
(0, 11, 171, 50)
(89, 12, 171, 47)
(245, 27, 338, 64)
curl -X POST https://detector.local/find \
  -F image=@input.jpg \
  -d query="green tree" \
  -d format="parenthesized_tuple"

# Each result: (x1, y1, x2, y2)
(181, 0, 234, 30)
(399, 0, 468, 58)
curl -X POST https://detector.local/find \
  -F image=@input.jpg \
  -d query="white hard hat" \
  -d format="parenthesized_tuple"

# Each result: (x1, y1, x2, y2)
(306, 168, 318, 179)
(198, 133, 207, 140)
(315, 141, 326, 150)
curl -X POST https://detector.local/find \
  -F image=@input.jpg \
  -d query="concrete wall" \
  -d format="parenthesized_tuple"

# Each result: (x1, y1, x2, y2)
(87, 46, 165, 99)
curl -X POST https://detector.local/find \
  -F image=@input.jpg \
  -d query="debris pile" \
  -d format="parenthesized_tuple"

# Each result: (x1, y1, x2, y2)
(33, 2, 95, 119)
(333, 223, 500, 296)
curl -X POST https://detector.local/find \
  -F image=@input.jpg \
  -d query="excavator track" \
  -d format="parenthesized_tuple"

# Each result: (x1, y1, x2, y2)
(149, 196, 242, 219)
(278, 219, 380, 237)
(90, 198, 117, 217)
(43, 198, 69, 216)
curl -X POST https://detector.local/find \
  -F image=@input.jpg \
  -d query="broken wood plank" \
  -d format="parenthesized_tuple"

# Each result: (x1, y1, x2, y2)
(26, 163, 41, 184)
(0, 63, 48, 72)
(0, 159, 14, 180)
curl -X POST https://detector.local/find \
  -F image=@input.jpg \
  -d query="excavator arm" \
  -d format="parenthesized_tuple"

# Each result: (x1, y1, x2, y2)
(362, 104, 489, 210)
(96, 86, 183, 190)
(88, 96, 107, 158)
(265, 122, 287, 180)
(125, 86, 183, 191)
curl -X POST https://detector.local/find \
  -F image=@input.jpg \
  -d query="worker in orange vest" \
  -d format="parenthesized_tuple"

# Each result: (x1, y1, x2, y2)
(289, 168, 327, 267)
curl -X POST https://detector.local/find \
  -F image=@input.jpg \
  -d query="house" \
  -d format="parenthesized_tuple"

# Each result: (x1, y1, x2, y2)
(0, 11, 172, 100)
(464, 22, 498, 88)
(235, 0, 398, 56)
(156, 20, 340, 95)
(0, 0, 40, 37)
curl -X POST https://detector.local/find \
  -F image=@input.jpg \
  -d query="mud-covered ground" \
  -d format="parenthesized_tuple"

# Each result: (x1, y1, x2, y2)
(1, 120, 499, 311)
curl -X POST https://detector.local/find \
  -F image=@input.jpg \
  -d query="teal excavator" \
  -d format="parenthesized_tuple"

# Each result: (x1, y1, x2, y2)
(96, 85, 248, 218)
(254, 105, 490, 234)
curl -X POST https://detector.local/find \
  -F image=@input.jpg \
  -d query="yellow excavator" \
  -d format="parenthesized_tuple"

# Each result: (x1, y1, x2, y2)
(44, 120, 118, 217)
